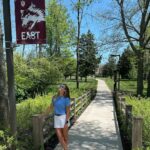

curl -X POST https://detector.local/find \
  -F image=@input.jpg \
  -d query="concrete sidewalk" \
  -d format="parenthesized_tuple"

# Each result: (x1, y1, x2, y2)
(55, 79, 123, 150)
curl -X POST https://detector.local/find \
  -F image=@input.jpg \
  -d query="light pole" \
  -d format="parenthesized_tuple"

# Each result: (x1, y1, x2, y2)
(111, 54, 121, 91)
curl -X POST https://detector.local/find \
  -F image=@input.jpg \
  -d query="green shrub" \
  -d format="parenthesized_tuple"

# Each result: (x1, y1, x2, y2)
(14, 54, 63, 102)
(0, 130, 15, 150)
(17, 94, 53, 129)
(126, 97, 150, 147)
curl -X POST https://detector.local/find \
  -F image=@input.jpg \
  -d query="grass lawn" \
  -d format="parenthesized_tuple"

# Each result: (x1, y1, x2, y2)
(101, 77, 147, 96)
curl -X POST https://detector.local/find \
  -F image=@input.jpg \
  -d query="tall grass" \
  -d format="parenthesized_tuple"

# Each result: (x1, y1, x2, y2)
(102, 78, 147, 95)
(126, 97, 150, 147)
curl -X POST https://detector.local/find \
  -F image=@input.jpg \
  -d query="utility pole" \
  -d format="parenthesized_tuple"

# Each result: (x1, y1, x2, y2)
(76, 0, 81, 89)
(3, 0, 17, 136)
(0, 22, 9, 129)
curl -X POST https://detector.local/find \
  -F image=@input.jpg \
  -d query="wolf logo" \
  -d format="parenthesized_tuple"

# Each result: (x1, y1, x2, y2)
(21, 3, 45, 30)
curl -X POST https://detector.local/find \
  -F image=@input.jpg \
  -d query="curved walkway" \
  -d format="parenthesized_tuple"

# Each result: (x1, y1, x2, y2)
(55, 79, 123, 150)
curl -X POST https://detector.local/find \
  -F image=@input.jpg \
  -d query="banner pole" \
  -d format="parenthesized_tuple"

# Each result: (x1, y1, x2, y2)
(2, 0, 17, 138)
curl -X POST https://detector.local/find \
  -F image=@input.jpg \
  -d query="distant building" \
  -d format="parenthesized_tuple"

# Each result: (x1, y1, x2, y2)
(95, 65, 103, 76)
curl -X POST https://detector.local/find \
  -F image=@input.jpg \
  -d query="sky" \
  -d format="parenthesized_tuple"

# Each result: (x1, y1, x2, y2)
(0, 0, 125, 64)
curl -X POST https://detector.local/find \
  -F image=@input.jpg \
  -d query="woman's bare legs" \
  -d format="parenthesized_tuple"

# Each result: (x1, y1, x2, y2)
(55, 128, 67, 150)
(62, 124, 68, 149)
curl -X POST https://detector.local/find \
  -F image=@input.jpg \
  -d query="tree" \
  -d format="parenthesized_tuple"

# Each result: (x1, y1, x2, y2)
(60, 49, 76, 79)
(48, 49, 76, 80)
(119, 48, 134, 79)
(14, 53, 31, 101)
(46, 0, 75, 56)
(145, 27, 150, 97)
(79, 30, 100, 81)
(115, 0, 150, 96)
(102, 56, 116, 78)
(97, 0, 150, 96)
(74, 0, 94, 88)
(147, 71, 150, 97)
(14, 53, 63, 101)
(0, 22, 9, 129)
(108, 56, 116, 78)
(144, 48, 150, 97)
(102, 64, 110, 77)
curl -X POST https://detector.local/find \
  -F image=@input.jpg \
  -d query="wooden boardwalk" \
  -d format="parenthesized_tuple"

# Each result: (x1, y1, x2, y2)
(55, 79, 123, 150)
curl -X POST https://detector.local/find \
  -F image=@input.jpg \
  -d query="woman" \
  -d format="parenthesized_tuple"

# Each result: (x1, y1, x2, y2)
(44, 84, 70, 150)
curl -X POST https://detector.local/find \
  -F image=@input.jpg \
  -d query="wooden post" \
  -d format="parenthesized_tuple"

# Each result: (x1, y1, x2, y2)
(81, 95, 84, 111)
(125, 105, 132, 128)
(132, 117, 143, 149)
(120, 97, 125, 111)
(125, 105, 132, 142)
(32, 114, 44, 149)
(113, 91, 118, 110)
(116, 95, 120, 109)
(87, 91, 89, 104)
(114, 70, 117, 91)
(73, 98, 76, 123)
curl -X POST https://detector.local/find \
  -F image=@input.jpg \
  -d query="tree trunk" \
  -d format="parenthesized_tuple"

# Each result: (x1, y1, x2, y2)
(22, 44, 25, 57)
(147, 71, 150, 97)
(39, 44, 42, 58)
(137, 52, 144, 96)
(76, 0, 81, 89)
(85, 76, 87, 82)
(0, 24, 9, 129)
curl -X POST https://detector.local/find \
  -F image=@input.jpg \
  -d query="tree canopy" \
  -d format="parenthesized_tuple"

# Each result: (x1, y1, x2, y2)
(46, 0, 75, 56)
(79, 30, 100, 80)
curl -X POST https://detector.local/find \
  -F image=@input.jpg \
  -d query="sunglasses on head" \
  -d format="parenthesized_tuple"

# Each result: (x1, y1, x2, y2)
(59, 84, 65, 89)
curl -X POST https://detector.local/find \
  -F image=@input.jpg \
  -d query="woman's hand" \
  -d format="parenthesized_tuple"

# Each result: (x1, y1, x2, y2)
(65, 120, 70, 127)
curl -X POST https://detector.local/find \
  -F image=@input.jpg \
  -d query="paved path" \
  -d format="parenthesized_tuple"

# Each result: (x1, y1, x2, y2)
(55, 79, 123, 150)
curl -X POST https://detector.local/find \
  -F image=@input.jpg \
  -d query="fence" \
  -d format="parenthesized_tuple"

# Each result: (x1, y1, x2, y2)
(114, 91, 143, 150)
(32, 89, 96, 149)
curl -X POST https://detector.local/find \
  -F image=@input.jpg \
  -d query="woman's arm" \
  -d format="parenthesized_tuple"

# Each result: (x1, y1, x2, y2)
(65, 106, 70, 123)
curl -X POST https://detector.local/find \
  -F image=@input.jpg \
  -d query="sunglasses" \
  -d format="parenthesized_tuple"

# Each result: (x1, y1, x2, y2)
(59, 84, 66, 89)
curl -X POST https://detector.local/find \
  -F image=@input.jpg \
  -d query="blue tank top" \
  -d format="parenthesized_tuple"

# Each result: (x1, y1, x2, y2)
(52, 96, 70, 115)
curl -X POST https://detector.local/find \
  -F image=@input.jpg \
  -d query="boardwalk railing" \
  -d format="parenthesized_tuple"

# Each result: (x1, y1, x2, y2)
(32, 89, 96, 149)
(114, 91, 143, 150)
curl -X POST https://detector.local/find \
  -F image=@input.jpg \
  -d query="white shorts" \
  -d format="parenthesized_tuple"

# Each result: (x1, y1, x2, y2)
(54, 114, 66, 128)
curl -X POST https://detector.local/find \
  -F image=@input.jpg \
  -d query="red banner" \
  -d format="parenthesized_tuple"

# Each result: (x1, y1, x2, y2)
(15, 0, 46, 44)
